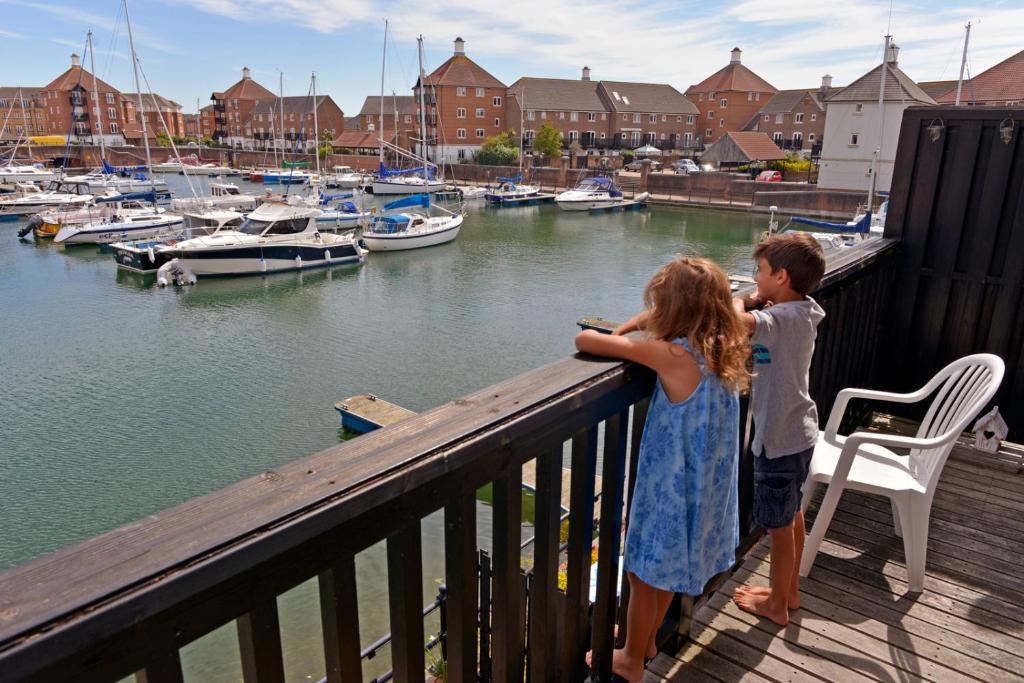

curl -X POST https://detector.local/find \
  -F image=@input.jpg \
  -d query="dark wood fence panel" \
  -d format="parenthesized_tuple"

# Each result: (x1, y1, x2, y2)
(886, 106, 1024, 438)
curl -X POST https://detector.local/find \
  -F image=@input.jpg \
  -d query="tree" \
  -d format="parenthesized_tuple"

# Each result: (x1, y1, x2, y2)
(155, 131, 172, 147)
(318, 130, 334, 161)
(474, 129, 519, 165)
(532, 122, 562, 160)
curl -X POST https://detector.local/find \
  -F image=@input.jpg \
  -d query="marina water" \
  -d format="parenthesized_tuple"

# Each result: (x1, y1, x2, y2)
(0, 175, 764, 679)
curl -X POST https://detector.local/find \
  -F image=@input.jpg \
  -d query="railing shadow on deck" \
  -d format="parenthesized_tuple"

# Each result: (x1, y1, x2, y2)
(0, 239, 899, 683)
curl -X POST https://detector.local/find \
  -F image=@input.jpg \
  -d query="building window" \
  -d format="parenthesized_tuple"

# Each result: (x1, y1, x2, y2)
(475, 108, 484, 118)
(457, 149, 466, 160)
(457, 108, 466, 118)
(622, 114, 628, 121)
(676, 115, 682, 122)
(748, 92, 753, 101)
(793, 132, 803, 146)
(494, 117, 500, 127)
(795, 113, 804, 124)
(525, 129, 535, 143)
(110, 122, 119, 134)
(705, 128, 713, 137)
(809, 133, 816, 142)
(570, 112, 578, 121)
(710, 92, 715, 99)
(493, 96, 502, 106)
(540, 112, 546, 119)
(405, 115, 412, 123)
(587, 112, 596, 122)
(699, 93, 703, 101)
(476, 128, 485, 138)
(475, 87, 484, 97)
(527, 110, 535, 121)
(773, 132, 783, 145)
(105, 92, 114, 104)
(630, 131, 641, 145)
(649, 114, 657, 123)
(457, 128, 466, 139)
(686, 115, 695, 125)
(811, 114, 817, 121)
(457, 87, 466, 96)
(850, 133, 859, 146)
(775, 114, 784, 124)
(720, 98, 727, 108)
(601, 113, 606, 120)
(559, 112, 565, 119)
(568, 130, 579, 143)
(755, 93, 760, 101)
(107, 107, 117, 119)
(600, 132, 606, 139)
(707, 110, 714, 120)
(855, 103, 863, 113)
(633, 113, 641, 123)
(764, 114, 770, 122)
(719, 118, 725, 127)
(683, 132, 693, 147)
(645, 132, 656, 144)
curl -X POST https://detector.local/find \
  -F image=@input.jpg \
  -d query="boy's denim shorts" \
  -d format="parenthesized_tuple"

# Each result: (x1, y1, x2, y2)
(753, 446, 814, 530)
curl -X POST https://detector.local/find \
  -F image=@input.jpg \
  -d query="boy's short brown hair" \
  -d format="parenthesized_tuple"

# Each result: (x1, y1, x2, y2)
(753, 233, 826, 295)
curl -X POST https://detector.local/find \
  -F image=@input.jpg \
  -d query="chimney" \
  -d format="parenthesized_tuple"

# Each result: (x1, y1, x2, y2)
(454, 37, 465, 56)
(242, 66, 251, 79)
(582, 65, 591, 81)
(820, 74, 832, 91)
(885, 43, 899, 66)
(71, 53, 81, 68)
(730, 47, 742, 65)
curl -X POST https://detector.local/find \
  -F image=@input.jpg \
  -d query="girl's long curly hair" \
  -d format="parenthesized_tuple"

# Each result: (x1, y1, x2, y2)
(643, 256, 751, 392)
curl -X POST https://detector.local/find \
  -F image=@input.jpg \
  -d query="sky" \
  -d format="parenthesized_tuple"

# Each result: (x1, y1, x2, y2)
(1, 0, 1022, 116)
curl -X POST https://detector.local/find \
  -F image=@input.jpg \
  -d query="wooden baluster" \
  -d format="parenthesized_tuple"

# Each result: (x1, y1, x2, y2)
(562, 426, 598, 682)
(590, 410, 629, 681)
(134, 650, 184, 683)
(319, 555, 363, 683)
(444, 494, 478, 683)
(528, 449, 563, 682)
(615, 398, 649, 647)
(236, 597, 286, 683)
(387, 522, 424, 683)
(491, 465, 524, 682)
(478, 550, 492, 681)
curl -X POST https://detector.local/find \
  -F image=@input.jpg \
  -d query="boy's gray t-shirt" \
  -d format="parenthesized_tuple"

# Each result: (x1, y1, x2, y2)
(750, 297, 826, 459)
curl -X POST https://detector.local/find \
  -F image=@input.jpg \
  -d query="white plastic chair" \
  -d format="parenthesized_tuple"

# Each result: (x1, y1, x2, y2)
(799, 353, 1005, 592)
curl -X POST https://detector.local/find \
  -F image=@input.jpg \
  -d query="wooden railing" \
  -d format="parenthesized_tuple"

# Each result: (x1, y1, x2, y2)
(0, 239, 899, 683)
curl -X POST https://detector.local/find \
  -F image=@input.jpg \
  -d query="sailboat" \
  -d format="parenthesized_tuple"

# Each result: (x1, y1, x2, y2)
(485, 88, 539, 204)
(371, 23, 445, 195)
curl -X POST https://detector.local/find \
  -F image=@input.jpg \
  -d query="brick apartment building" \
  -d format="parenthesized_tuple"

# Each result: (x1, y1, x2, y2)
(36, 53, 143, 145)
(345, 95, 417, 150)
(414, 37, 507, 163)
(686, 47, 777, 149)
(210, 67, 276, 146)
(0, 87, 46, 141)
(743, 76, 837, 155)
(241, 96, 345, 151)
(506, 68, 699, 155)
(122, 93, 186, 139)
(933, 48, 1024, 105)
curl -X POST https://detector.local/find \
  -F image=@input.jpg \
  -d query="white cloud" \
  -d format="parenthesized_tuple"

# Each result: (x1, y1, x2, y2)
(0, 27, 23, 38)
(167, 0, 377, 31)
(50, 37, 130, 62)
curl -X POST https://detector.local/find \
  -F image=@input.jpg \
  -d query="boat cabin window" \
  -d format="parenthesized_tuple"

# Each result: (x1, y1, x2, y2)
(264, 217, 309, 235)
(238, 218, 273, 235)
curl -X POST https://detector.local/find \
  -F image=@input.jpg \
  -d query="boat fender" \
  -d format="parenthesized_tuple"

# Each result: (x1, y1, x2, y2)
(147, 246, 156, 263)
(295, 254, 302, 269)
(260, 258, 267, 272)
(324, 250, 331, 262)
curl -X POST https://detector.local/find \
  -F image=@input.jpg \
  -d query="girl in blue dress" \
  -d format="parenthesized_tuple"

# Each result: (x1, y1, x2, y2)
(576, 256, 749, 682)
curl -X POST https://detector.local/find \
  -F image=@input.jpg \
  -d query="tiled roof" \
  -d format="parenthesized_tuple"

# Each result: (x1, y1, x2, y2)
(356, 95, 416, 118)
(246, 95, 332, 117)
(597, 81, 698, 114)
(332, 130, 381, 149)
(826, 63, 935, 104)
(507, 77, 606, 112)
(121, 93, 182, 112)
(421, 55, 505, 89)
(935, 49, 1024, 103)
(686, 63, 776, 95)
(0, 87, 42, 101)
(759, 89, 827, 114)
(918, 80, 957, 100)
(701, 132, 786, 164)
(43, 67, 119, 94)
(214, 75, 275, 101)
(344, 115, 361, 130)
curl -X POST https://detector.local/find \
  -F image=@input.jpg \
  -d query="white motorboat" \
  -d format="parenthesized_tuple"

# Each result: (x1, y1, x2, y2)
(328, 166, 372, 189)
(361, 193, 462, 252)
(110, 210, 244, 272)
(25, 191, 166, 239)
(371, 173, 446, 195)
(54, 205, 183, 245)
(170, 182, 259, 212)
(555, 176, 624, 211)
(0, 182, 94, 220)
(158, 201, 365, 276)
(0, 165, 56, 184)
(61, 170, 169, 196)
(485, 175, 539, 203)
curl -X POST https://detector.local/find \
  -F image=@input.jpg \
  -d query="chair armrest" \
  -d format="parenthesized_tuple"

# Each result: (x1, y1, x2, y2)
(824, 386, 934, 439)
(844, 430, 952, 453)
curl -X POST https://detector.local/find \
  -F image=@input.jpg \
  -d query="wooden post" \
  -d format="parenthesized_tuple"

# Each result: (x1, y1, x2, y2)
(559, 155, 569, 189)
(639, 158, 651, 193)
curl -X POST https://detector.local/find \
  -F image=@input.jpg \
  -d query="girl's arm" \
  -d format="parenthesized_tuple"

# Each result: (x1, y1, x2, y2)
(612, 310, 649, 336)
(575, 330, 700, 402)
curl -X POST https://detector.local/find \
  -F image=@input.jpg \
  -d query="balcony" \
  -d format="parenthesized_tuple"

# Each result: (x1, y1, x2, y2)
(213, 102, 226, 113)
(72, 113, 89, 123)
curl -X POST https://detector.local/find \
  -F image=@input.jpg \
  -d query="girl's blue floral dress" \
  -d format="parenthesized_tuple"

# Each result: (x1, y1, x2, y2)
(624, 338, 740, 594)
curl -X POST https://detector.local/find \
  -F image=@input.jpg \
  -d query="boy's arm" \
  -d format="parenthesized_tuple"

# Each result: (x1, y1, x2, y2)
(612, 310, 649, 336)
(732, 296, 757, 335)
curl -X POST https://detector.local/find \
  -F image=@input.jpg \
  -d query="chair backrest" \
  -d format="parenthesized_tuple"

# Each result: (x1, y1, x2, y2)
(911, 353, 1005, 489)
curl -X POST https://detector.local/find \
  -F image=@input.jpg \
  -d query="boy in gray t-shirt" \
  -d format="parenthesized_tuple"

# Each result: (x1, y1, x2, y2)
(732, 233, 825, 627)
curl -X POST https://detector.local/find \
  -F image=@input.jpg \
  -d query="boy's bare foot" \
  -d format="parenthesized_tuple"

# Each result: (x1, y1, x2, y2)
(585, 648, 645, 682)
(733, 586, 789, 626)
(733, 584, 800, 610)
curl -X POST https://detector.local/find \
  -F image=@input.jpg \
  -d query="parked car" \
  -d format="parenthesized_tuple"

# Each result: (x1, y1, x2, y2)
(624, 159, 662, 171)
(673, 159, 701, 174)
(755, 170, 782, 182)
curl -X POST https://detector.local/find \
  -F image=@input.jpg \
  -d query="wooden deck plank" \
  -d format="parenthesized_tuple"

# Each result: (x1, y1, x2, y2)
(659, 450, 1024, 683)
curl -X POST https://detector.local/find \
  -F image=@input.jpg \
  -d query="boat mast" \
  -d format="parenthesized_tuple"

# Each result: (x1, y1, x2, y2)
(270, 106, 278, 166)
(519, 87, 525, 177)
(87, 30, 105, 160)
(123, 0, 154, 191)
(18, 89, 33, 159)
(955, 22, 972, 106)
(417, 36, 427, 181)
(312, 72, 320, 177)
(379, 19, 388, 169)
(195, 97, 202, 157)
(279, 71, 286, 161)
(867, 34, 890, 214)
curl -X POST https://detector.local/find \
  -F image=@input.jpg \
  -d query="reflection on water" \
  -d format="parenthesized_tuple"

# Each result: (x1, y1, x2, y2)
(1, 175, 763, 681)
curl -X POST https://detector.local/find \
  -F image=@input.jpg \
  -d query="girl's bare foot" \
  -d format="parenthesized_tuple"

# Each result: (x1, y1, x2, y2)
(586, 646, 647, 681)
(734, 584, 800, 610)
(733, 587, 789, 626)
(612, 624, 658, 660)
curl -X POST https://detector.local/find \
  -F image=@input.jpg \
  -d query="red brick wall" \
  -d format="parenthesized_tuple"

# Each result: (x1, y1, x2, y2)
(417, 83, 506, 147)
(687, 89, 773, 146)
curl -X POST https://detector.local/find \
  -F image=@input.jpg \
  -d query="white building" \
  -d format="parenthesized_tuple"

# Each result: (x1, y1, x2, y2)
(818, 44, 935, 194)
